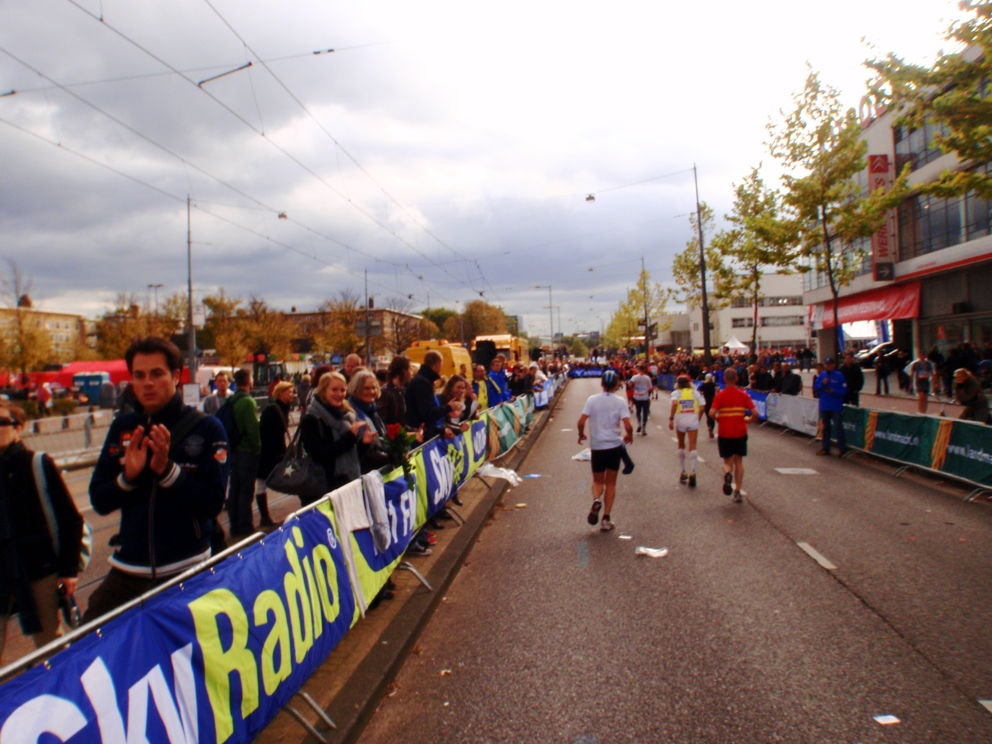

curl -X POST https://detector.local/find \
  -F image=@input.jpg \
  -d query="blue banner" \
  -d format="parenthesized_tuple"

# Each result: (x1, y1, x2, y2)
(568, 368, 604, 378)
(0, 507, 356, 744)
(747, 390, 769, 421)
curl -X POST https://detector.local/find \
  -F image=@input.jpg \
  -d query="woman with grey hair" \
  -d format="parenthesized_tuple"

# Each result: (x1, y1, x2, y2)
(348, 369, 391, 473)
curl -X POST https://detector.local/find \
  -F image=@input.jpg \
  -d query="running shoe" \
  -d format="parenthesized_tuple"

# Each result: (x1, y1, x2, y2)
(679, 471, 688, 484)
(600, 517, 614, 532)
(426, 532, 437, 545)
(723, 472, 733, 496)
(688, 474, 696, 488)
(587, 498, 603, 525)
(407, 543, 432, 556)
(733, 490, 743, 504)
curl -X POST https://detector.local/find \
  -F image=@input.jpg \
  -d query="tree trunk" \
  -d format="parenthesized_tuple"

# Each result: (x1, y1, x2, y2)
(751, 264, 760, 353)
(821, 204, 842, 356)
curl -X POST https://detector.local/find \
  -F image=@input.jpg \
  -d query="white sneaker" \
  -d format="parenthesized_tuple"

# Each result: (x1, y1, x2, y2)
(600, 517, 615, 532)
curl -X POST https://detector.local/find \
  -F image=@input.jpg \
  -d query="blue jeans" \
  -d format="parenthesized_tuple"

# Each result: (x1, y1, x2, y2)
(820, 410, 846, 453)
(634, 399, 650, 428)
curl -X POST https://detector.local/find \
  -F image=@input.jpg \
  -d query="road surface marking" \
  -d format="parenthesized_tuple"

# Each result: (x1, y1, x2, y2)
(775, 467, 818, 475)
(797, 541, 837, 570)
(873, 715, 900, 725)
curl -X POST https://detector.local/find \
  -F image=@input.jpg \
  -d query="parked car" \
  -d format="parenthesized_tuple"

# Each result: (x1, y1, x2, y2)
(855, 342, 902, 369)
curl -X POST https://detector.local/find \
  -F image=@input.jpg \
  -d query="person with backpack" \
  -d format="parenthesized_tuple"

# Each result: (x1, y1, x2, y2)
(255, 381, 293, 528)
(86, 338, 228, 621)
(219, 369, 261, 537)
(0, 400, 85, 662)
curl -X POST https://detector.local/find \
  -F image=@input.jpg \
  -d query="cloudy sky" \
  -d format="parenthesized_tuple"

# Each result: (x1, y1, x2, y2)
(0, 0, 963, 339)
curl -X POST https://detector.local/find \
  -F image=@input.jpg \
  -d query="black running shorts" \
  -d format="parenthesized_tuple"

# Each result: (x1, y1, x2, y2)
(591, 446, 624, 473)
(916, 379, 931, 394)
(717, 436, 748, 459)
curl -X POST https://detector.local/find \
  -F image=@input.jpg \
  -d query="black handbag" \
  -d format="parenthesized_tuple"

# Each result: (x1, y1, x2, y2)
(265, 424, 328, 501)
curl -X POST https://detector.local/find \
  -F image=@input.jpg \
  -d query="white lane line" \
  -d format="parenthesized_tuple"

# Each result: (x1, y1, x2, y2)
(775, 467, 819, 475)
(797, 541, 837, 570)
(979, 700, 992, 714)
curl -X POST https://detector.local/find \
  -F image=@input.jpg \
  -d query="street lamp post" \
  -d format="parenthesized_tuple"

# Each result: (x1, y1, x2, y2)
(148, 283, 164, 316)
(528, 285, 553, 354)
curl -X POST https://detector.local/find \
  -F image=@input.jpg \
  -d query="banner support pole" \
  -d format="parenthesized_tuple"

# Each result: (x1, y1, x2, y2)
(397, 561, 433, 591)
(295, 691, 337, 730)
(284, 705, 329, 744)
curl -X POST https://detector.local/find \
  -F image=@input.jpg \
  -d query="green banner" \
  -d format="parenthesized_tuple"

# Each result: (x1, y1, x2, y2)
(841, 406, 868, 450)
(864, 410, 937, 468)
(493, 404, 519, 453)
(938, 418, 992, 486)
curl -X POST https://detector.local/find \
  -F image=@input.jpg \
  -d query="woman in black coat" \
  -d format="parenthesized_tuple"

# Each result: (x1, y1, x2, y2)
(0, 401, 83, 661)
(255, 381, 294, 526)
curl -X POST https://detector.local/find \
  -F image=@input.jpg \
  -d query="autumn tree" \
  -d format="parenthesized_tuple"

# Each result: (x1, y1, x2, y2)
(672, 203, 739, 349)
(766, 69, 908, 353)
(203, 291, 250, 369)
(0, 260, 52, 378)
(461, 300, 508, 339)
(712, 166, 796, 351)
(868, 0, 992, 199)
(243, 295, 294, 361)
(315, 290, 363, 356)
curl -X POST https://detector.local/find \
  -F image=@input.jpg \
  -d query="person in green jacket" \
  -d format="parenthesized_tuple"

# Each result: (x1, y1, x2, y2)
(227, 369, 261, 536)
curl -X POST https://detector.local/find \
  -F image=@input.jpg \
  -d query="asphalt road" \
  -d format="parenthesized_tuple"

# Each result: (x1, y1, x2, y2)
(358, 378, 992, 743)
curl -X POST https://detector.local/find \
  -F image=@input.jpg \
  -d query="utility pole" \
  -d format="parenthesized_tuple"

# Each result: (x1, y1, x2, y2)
(694, 165, 712, 364)
(364, 269, 371, 367)
(641, 256, 650, 360)
(186, 196, 197, 379)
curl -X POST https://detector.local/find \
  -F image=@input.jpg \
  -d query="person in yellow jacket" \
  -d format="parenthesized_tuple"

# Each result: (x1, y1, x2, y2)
(668, 375, 705, 487)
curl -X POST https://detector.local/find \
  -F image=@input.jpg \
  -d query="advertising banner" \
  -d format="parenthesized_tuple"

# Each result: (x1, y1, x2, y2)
(766, 394, 820, 437)
(937, 418, 992, 486)
(810, 281, 921, 329)
(747, 391, 768, 421)
(568, 368, 604, 378)
(0, 506, 356, 744)
(862, 410, 936, 467)
(842, 407, 868, 450)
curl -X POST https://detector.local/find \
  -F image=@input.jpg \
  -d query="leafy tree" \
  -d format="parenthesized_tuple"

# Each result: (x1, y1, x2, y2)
(461, 300, 509, 339)
(867, 0, 992, 199)
(423, 307, 459, 333)
(713, 166, 796, 351)
(203, 291, 251, 369)
(314, 290, 364, 356)
(244, 295, 295, 360)
(564, 336, 589, 358)
(0, 260, 52, 378)
(96, 290, 186, 359)
(672, 203, 738, 348)
(766, 70, 908, 349)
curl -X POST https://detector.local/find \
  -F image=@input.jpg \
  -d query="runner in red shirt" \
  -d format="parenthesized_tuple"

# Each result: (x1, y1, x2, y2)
(710, 368, 757, 503)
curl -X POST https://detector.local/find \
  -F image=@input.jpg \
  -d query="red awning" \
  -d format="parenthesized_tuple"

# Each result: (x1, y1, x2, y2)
(811, 281, 921, 329)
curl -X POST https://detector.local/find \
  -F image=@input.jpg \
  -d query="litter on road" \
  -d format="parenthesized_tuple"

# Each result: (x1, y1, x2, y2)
(572, 448, 591, 461)
(561, 428, 573, 432)
(523, 474, 542, 478)
(619, 535, 633, 540)
(873, 715, 900, 725)
(477, 463, 522, 486)
(515, 503, 527, 509)
(774, 467, 819, 475)
(978, 700, 992, 713)
(440, 669, 452, 676)
(634, 547, 668, 558)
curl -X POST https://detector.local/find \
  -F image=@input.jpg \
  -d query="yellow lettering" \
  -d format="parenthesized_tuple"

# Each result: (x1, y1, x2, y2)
(252, 589, 292, 696)
(311, 544, 340, 625)
(284, 527, 314, 663)
(189, 589, 259, 744)
(300, 549, 322, 640)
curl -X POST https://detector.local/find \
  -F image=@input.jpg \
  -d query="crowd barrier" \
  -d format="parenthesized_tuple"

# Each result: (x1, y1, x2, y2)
(0, 387, 563, 744)
(657, 374, 992, 490)
(532, 374, 564, 408)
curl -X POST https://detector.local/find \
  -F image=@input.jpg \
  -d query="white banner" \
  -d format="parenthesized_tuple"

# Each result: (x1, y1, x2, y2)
(766, 393, 819, 437)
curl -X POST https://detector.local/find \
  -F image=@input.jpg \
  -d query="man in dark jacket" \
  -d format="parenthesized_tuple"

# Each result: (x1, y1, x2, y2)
(780, 364, 803, 396)
(226, 369, 261, 537)
(86, 338, 228, 621)
(841, 352, 865, 407)
(405, 351, 454, 441)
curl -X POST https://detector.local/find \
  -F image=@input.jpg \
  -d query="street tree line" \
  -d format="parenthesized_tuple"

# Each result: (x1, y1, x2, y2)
(663, 1, 992, 354)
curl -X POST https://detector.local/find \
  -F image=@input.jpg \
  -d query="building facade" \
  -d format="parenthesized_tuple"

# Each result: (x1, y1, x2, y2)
(803, 61, 992, 361)
(689, 273, 809, 352)
(0, 306, 87, 362)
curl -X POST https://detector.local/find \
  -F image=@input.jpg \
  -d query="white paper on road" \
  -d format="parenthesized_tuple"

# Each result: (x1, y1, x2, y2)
(561, 428, 573, 432)
(476, 463, 523, 486)
(618, 535, 633, 540)
(572, 448, 591, 461)
(634, 547, 668, 558)
(774, 468, 819, 475)
(873, 715, 900, 725)
(978, 700, 992, 713)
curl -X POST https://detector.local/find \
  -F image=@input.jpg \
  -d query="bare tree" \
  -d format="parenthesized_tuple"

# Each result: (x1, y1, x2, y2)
(384, 296, 420, 353)
(0, 259, 52, 380)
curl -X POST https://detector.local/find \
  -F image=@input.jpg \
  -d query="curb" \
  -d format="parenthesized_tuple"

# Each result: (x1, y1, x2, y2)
(317, 383, 569, 744)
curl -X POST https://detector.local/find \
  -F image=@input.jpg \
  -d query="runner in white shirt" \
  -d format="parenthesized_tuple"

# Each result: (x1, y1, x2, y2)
(630, 364, 653, 435)
(668, 374, 705, 488)
(577, 370, 633, 532)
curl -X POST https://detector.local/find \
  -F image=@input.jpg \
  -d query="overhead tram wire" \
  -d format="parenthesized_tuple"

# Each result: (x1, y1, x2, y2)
(63, 0, 491, 303)
(199, 0, 502, 303)
(0, 115, 457, 306)
(0, 46, 458, 301)
(6, 42, 394, 94)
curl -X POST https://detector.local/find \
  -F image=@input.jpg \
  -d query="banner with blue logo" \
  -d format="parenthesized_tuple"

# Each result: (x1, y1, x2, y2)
(0, 507, 356, 744)
(567, 368, 604, 378)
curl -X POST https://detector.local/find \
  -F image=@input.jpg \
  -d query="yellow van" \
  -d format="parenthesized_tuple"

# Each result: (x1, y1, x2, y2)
(403, 341, 473, 379)
(471, 334, 531, 366)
